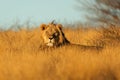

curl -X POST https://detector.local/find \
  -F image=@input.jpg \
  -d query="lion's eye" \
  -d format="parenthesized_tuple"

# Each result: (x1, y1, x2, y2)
(53, 32, 59, 38)
(54, 32, 58, 36)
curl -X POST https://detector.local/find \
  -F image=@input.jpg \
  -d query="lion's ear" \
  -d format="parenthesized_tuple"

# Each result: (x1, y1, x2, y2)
(40, 24, 47, 31)
(57, 24, 63, 30)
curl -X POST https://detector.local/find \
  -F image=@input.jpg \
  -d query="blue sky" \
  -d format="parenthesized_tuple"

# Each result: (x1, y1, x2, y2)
(0, 0, 85, 28)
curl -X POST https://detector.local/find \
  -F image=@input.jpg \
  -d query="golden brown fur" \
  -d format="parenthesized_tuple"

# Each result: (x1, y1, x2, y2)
(40, 22, 70, 47)
(40, 22, 103, 51)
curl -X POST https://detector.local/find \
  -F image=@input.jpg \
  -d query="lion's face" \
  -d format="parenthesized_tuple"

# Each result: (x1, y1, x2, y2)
(40, 23, 68, 47)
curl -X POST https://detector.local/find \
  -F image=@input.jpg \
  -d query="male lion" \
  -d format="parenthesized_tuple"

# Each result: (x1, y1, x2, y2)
(40, 21, 70, 47)
(40, 21, 102, 51)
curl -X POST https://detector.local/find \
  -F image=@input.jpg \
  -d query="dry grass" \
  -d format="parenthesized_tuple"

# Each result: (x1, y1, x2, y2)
(0, 25, 120, 80)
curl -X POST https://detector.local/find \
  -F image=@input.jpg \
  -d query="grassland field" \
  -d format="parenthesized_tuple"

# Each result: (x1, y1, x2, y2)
(0, 25, 120, 80)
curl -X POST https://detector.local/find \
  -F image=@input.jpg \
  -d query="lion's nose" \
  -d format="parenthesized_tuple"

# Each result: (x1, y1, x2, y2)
(49, 38, 53, 40)
(49, 36, 53, 40)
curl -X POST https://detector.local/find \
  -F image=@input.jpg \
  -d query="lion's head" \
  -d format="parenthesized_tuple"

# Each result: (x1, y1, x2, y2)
(40, 22, 70, 47)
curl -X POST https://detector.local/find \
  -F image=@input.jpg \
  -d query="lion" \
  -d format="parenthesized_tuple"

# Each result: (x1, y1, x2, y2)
(40, 21, 70, 47)
(40, 21, 103, 51)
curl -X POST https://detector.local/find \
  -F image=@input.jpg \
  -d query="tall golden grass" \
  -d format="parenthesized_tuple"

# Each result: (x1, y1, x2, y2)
(0, 25, 120, 80)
